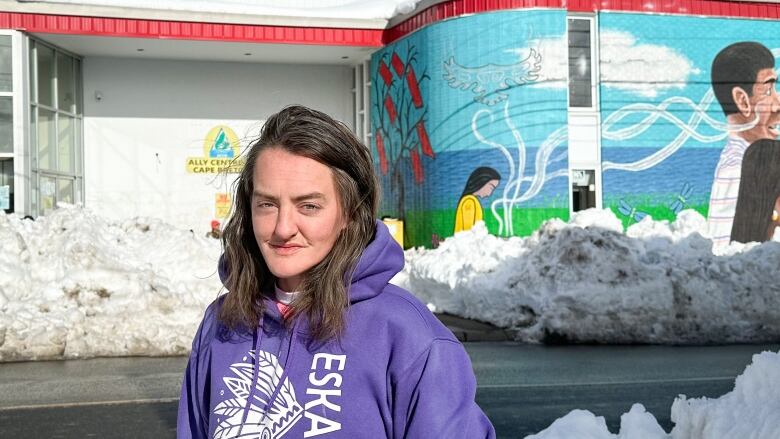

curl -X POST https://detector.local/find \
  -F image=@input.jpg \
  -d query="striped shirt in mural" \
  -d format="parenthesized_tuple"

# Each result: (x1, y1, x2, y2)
(707, 136, 750, 247)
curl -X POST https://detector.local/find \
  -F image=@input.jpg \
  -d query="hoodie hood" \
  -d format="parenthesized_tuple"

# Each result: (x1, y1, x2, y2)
(218, 220, 404, 303)
(347, 220, 404, 303)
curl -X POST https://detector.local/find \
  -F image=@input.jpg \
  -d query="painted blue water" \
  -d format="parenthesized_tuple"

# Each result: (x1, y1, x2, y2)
(602, 147, 720, 204)
(377, 146, 721, 214)
(378, 147, 570, 212)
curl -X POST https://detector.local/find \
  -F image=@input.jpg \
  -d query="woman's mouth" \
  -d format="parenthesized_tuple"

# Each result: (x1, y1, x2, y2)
(269, 243, 304, 255)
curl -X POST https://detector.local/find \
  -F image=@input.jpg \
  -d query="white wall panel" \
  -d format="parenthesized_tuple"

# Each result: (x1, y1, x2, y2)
(82, 57, 352, 232)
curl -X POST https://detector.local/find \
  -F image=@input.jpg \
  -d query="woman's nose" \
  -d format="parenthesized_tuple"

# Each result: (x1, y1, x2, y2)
(273, 205, 298, 240)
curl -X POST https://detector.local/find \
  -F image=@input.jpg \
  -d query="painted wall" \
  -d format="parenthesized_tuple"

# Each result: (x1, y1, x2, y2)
(598, 13, 780, 245)
(82, 57, 353, 232)
(370, 9, 570, 248)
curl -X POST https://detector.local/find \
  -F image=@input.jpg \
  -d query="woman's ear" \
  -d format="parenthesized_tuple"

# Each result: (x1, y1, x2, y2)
(732, 86, 752, 118)
(768, 196, 780, 241)
(773, 196, 780, 223)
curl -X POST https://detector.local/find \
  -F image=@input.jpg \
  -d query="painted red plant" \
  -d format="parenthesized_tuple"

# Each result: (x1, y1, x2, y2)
(384, 95, 397, 124)
(391, 52, 405, 76)
(375, 131, 388, 175)
(410, 149, 424, 184)
(406, 68, 423, 108)
(417, 122, 434, 158)
(372, 43, 433, 221)
(379, 61, 393, 86)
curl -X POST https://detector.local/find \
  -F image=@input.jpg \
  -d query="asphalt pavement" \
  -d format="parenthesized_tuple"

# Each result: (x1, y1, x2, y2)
(0, 314, 776, 438)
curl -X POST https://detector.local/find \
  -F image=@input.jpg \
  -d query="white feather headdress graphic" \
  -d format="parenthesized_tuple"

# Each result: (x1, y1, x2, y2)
(213, 350, 302, 439)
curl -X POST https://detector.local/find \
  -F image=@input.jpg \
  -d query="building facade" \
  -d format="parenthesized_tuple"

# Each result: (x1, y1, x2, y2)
(2, 0, 780, 246)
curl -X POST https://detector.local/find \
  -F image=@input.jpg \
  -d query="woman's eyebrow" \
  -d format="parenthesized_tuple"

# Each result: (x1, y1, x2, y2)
(292, 192, 326, 202)
(251, 191, 326, 202)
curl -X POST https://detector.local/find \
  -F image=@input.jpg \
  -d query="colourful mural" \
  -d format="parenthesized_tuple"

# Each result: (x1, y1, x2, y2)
(372, 42, 434, 222)
(598, 14, 780, 246)
(371, 10, 570, 248)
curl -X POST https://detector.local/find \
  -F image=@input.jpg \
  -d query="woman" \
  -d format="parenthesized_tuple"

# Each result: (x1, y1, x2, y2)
(178, 106, 495, 438)
(454, 167, 501, 233)
(730, 138, 780, 244)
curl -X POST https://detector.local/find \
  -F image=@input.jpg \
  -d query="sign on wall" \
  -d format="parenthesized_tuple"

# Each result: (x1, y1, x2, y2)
(215, 192, 231, 218)
(186, 125, 246, 174)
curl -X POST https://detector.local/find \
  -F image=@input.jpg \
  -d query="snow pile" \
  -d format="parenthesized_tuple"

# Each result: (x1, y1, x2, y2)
(395, 208, 780, 344)
(20, 0, 423, 20)
(525, 350, 780, 439)
(2, 205, 779, 360)
(671, 349, 780, 438)
(0, 205, 221, 361)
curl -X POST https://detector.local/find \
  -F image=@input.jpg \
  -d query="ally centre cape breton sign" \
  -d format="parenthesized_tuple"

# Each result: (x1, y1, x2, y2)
(186, 125, 246, 174)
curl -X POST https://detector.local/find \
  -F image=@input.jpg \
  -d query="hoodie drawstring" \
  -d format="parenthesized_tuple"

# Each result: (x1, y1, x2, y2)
(260, 317, 299, 422)
(238, 317, 265, 435)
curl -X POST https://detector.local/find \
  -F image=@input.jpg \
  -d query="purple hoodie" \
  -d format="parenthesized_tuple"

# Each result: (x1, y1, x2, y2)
(178, 221, 496, 438)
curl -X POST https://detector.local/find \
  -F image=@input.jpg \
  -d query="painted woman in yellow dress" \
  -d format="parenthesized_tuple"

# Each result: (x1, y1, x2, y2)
(454, 167, 501, 233)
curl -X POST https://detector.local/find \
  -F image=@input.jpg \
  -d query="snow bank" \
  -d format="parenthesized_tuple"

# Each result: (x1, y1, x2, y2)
(2, 205, 778, 360)
(525, 350, 780, 439)
(0, 205, 221, 361)
(394, 208, 780, 344)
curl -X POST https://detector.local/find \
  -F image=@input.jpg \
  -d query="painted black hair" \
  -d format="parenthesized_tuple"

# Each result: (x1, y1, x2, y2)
(461, 166, 501, 197)
(711, 41, 775, 117)
(731, 139, 780, 243)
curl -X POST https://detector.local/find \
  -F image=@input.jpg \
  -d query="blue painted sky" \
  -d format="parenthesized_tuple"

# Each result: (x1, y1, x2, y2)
(600, 12, 780, 149)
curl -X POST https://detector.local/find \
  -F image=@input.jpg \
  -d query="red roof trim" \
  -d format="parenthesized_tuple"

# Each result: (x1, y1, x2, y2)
(0, 11, 384, 47)
(385, 0, 780, 43)
(2, 2, 778, 48)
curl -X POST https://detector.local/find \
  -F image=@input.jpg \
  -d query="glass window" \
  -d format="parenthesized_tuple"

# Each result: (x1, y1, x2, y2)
(568, 18, 593, 108)
(73, 177, 82, 204)
(0, 36, 12, 92)
(57, 53, 75, 113)
(57, 177, 73, 204)
(37, 44, 54, 107)
(58, 115, 74, 173)
(0, 97, 12, 153)
(30, 40, 84, 216)
(31, 171, 39, 214)
(74, 59, 82, 115)
(75, 116, 82, 174)
(40, 175, 55, 213)
(37, 109, 55, 170)
(0, 158, 12, 212)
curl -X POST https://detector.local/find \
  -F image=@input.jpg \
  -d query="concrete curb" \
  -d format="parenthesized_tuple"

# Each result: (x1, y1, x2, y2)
(435, 313, 511, 342)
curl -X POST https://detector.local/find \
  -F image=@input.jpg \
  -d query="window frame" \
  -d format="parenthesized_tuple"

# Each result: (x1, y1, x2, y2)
(29, 37, 84, 216)
(567, 15, 599, 112)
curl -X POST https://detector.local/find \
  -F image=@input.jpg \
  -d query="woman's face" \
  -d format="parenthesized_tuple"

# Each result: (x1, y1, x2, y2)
(474, 179, 500, 198)
(251, 147, 346, 292)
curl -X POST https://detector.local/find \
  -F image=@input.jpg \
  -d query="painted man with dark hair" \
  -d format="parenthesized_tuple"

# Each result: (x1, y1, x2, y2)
(708, 41, 780, 247)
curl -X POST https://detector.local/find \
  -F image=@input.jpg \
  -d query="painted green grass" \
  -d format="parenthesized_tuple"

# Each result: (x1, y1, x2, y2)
(387, 202, 709, 248)
(398, 207, 570, 248)
(605, 201, 708, 230)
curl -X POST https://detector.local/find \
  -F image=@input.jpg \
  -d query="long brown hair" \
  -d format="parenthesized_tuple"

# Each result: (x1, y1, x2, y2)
(731, 139, 780, 243)
(219, 105, 379, 341)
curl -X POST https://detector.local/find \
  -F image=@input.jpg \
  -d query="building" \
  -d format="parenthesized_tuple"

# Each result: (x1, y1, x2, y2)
(2, 0, 780, 247)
